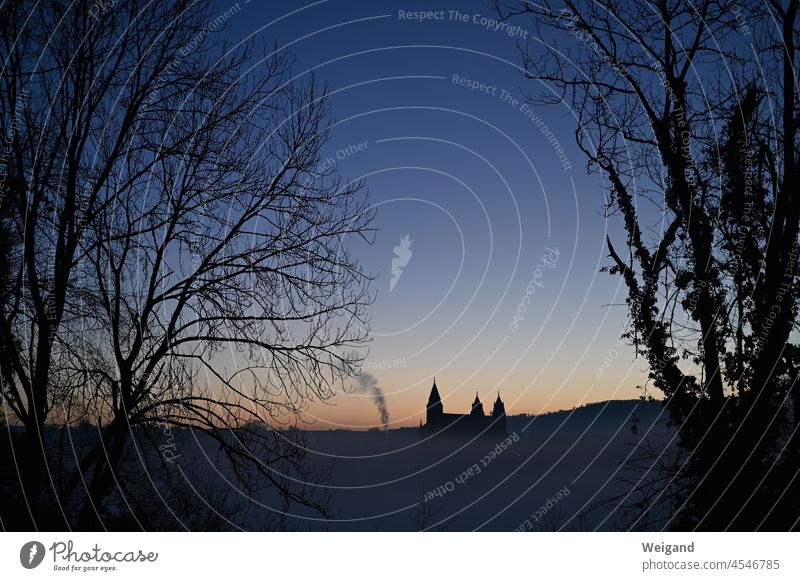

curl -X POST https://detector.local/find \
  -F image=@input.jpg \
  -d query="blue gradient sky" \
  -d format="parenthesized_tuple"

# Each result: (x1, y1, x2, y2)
(224, 0, 647, 428)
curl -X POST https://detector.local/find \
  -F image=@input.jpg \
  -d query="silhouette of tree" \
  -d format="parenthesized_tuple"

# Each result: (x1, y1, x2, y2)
(496, 0, 800, 529)
(0, 0, 372, 529)
(411, 484, 448, 531)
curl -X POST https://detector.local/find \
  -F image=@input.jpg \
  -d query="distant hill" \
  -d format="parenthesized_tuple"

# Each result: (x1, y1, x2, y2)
(508, 399, 669, 440)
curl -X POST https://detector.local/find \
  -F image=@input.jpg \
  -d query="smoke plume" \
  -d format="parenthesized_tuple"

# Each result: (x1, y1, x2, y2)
(356, 372, 390, 430)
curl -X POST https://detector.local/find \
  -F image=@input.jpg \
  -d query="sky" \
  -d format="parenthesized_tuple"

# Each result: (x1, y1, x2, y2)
(221, 0, 649, 429)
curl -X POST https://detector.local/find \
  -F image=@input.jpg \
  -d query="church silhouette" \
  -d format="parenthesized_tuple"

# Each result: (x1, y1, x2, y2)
(419, 379, 507, 437)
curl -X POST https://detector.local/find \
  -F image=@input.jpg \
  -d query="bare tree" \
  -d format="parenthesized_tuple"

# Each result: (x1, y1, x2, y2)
(411, 484, 448, 531)
(1, 0, 373, 529)
(497, 0, 800, 529)
(0, 0, 218, 526)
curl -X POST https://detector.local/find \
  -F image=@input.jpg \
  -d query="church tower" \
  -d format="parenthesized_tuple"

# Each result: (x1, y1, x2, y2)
(426, 378, 443, 423)
(492, 392, 506, 418)
(470, 392, 485, 416)
(492, 392, 507, 434)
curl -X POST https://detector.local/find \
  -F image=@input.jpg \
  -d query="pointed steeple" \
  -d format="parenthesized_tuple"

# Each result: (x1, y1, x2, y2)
(470, 392, 485, 416)
(427, 378, 441, 405)
(492, 391, 506, 417)
(426, 378, 443, 420)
